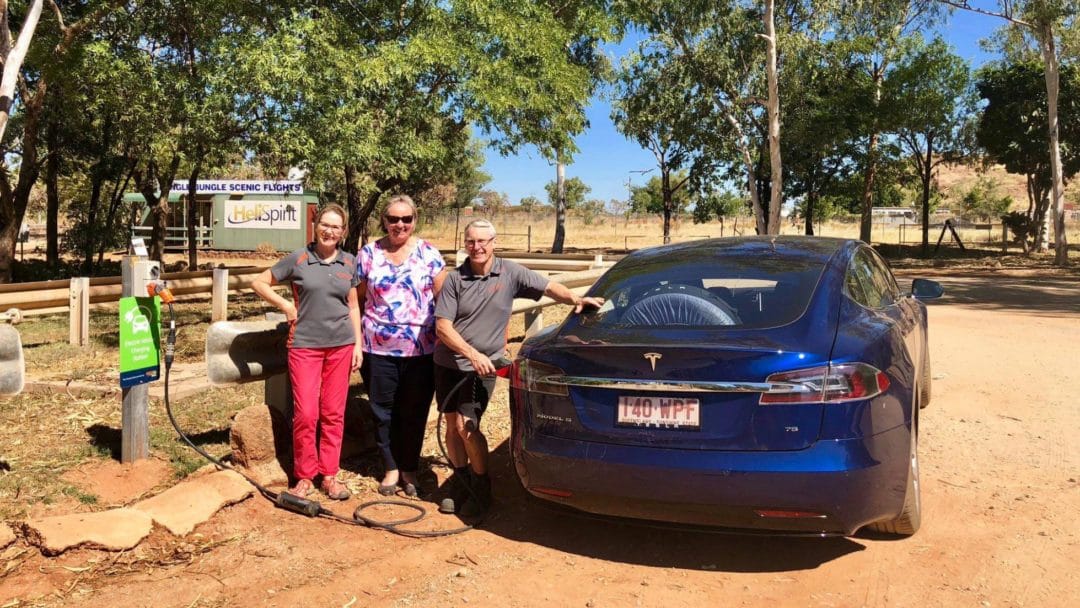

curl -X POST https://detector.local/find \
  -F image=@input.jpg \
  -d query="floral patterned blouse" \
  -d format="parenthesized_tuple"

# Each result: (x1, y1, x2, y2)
(357, 238, 445, 357)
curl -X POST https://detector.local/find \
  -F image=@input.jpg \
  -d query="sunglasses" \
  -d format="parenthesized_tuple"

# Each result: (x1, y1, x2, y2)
(384, 214, 414, 225)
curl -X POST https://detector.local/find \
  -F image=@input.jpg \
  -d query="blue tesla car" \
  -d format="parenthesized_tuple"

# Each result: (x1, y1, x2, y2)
(509, 236, 943, 536)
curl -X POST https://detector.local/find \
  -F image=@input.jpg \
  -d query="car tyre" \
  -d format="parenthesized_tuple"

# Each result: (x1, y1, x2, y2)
(919, 354, 932, 409)
(868, 413, 921, 536)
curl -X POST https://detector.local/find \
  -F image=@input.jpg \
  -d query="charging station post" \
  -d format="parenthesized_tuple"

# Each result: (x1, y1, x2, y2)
(120, 255, 161, 463)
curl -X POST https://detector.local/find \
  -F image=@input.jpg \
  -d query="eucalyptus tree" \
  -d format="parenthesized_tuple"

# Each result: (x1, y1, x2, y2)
(890, 36, 974, 255)
(544, 176, 591, 210)
(45, 37, 153, 274)
(975, 60, 1080, 250)
(829, 0, 945, 243)
(779, 32, 862, 235)
(611, 39, 714, 242)
(0, 0, 123, 282)
(253, 1, 615, 252)
(127, 0, 273, 264)
(614, 1, 765, 233)
(938, 0, 1078, 264)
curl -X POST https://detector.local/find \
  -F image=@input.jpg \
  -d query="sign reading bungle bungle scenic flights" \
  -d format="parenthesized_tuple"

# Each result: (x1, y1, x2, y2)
(170, 180, 302, 194)
(224, 200, 302, 230)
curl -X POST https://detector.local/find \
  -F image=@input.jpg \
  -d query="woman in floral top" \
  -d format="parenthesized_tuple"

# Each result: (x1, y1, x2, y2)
(357, 195, 445, 497)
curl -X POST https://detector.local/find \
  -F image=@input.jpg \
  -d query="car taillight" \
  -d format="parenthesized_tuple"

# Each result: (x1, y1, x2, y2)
(511, 358, 568, 396)
(759, 363, 890, 405)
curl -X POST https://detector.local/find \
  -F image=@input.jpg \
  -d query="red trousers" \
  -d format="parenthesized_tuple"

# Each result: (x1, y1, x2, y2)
(288, 344, 353, 480)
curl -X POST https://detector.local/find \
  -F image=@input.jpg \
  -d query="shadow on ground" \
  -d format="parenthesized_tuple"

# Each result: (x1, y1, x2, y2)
(466, 440, 866, 573)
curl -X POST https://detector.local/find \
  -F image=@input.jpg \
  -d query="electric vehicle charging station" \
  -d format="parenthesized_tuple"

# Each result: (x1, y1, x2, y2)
(119, 255, 162, 462)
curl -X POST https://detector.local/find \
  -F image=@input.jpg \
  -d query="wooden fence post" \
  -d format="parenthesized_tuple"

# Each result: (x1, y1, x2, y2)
(524, 310, 544, 339)
(68, 277, 89, 347)
(212, 267, 229, 322)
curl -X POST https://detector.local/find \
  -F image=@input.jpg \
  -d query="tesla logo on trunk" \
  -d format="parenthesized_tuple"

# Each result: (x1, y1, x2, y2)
(643, 352, 662, 371)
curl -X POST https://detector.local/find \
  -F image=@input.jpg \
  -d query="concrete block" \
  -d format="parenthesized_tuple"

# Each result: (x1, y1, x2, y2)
(205, 321, 289, 385)
(0, 324, 25, 395)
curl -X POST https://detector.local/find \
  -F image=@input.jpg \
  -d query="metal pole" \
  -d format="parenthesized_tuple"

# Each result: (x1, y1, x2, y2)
(527, 225, 531, 252)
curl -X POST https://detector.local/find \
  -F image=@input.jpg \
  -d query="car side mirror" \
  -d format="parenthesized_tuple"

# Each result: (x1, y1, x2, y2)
(911, 278, 944, 301)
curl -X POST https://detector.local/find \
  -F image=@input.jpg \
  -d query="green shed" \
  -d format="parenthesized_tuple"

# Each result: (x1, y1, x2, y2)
(127, 180, 322, 252)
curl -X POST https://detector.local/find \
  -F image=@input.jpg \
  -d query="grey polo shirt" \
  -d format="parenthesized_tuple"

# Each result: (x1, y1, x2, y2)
(434, 257, 548, 370)
(271, 244, 360, 349)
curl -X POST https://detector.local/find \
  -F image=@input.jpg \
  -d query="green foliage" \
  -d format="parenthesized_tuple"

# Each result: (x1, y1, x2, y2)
(1001, 210, 1039, 251)
(957, 176, 1014, 221)
(518, 196, 545, 212)
(976, 61, 1080, 196)
(578, 198, 607, 225)
(628, 174, 690, 216)
(545, 177, 591, 209)
(692, 190, 745, 223)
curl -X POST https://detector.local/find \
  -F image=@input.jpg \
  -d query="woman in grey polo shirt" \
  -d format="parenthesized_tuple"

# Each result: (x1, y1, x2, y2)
(252, 203, 362, 501)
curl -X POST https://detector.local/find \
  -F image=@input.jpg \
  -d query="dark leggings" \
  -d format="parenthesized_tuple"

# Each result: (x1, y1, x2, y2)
(360, 353, 435, 473)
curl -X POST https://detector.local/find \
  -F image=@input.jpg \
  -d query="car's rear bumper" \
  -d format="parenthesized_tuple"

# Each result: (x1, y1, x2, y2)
(512, 423, 911, 536)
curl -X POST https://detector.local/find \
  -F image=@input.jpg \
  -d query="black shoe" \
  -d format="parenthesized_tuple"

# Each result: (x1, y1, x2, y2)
(446, 467, 472, 505)
(459, 473, 492, 518)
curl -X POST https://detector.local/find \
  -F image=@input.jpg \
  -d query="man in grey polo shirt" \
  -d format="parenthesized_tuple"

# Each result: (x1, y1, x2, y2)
(434, 219, 604, 516)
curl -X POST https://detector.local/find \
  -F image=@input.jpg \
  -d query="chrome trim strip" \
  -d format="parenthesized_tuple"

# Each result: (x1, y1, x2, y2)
(541, 375, 810, 394)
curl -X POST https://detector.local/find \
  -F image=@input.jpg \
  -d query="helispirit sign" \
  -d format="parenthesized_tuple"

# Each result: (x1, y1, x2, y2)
(225, 200, 301, 230)
(170, 180, 302, 195)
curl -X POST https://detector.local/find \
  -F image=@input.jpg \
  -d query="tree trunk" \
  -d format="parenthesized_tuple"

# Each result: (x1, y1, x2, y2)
(140, 155, 181, 263)
(0, 0, 44, 144)
(83, 168, 104, 274)
(45, 145, 60, 270)
(804, 191, 816, 236)
(552, 161, 566, 253)
(186, 158, 202, 269)
(343, 165, 363, 251)
(661, 169, 672, 244)
(98, 162, 135, 266)
(859, 130, 879, 244)
(0, 79, 46, 282)
(764, 0, 783, 235)
(1039, 25, 1068, 265)
(725, 113, 765, 234)
(920, 133, 934, 258)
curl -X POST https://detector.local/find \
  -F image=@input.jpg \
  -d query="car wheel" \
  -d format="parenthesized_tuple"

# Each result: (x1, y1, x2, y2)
(868, 415, 922, 536)
(919, 354, 932, 409)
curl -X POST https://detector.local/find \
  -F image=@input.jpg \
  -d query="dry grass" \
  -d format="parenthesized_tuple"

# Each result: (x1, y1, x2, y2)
(416, 211, 1080, 254)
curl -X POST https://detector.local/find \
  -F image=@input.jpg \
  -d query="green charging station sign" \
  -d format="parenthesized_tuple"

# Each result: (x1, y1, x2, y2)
(119, 296, 161, 388)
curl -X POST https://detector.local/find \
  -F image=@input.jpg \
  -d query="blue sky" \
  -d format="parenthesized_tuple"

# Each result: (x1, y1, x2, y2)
(481, 8, 1006, 206)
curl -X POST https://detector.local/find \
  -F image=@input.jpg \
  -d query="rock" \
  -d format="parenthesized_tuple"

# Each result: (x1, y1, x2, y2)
(238, 460, 289, 488)
(230, 404, 290, 468)
(0, 523, 15, 549)
(21, 508, 153, 555)
(133, 469, 254, 536)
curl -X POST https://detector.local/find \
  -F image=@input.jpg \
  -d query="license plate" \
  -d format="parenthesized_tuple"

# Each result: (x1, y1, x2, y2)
(617, 395, 700, 429)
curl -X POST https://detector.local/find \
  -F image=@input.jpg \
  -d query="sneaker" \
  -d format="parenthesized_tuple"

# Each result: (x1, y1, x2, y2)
(446, 466, 472, 506)
(320, 476, 351, 501)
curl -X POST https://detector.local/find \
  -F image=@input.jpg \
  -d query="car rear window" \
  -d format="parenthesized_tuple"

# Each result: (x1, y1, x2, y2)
(582, 257, 826, 330)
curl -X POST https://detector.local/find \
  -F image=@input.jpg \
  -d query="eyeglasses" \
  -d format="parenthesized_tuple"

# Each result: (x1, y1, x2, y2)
(464, 237, 494, 248)
(384, 214, 414, 225)
(318, 222, 344, 234)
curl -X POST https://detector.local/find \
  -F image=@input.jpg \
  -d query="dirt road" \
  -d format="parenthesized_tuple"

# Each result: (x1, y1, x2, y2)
(3, 268, 1078, 607)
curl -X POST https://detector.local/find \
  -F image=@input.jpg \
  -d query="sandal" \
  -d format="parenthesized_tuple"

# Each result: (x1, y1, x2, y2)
(320, 476, 351, 501)
(289, 478, 314, 496)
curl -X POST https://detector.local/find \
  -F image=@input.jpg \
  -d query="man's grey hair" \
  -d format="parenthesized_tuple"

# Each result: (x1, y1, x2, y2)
(464, 218, 496, 238)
